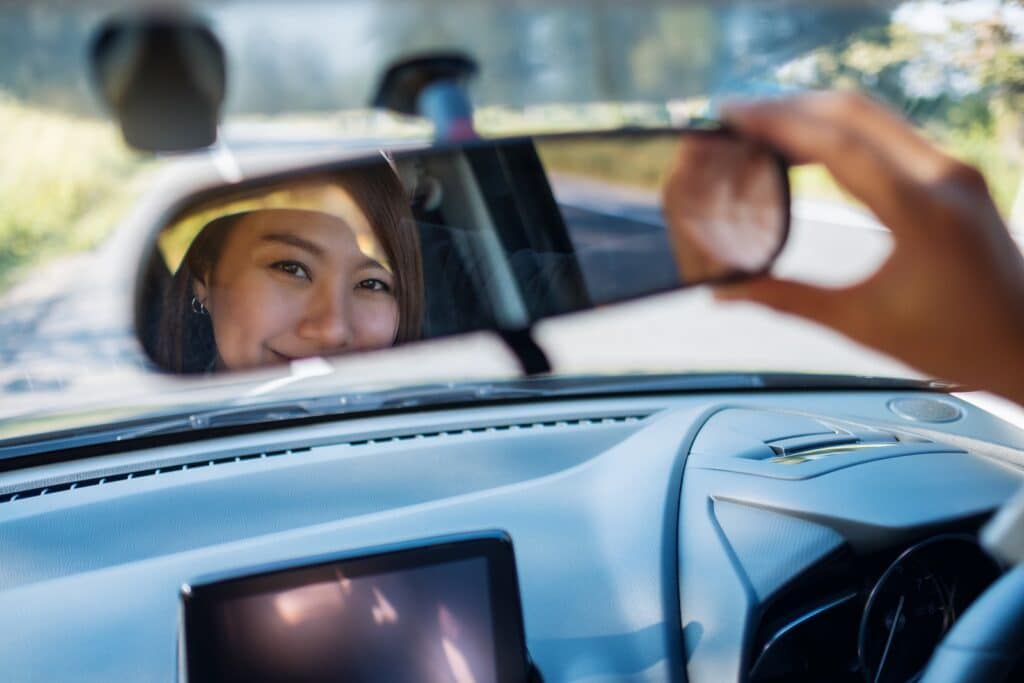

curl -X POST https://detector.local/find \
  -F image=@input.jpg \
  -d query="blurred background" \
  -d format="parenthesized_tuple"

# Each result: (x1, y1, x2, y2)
(0, 0, 1021, 416)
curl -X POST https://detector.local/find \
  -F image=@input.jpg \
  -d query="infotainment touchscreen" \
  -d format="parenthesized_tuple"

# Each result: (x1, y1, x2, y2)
(181, 533, 530, 683)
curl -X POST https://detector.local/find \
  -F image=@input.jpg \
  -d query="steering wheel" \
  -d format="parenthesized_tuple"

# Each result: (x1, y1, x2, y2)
(918, 564, 1024, 682)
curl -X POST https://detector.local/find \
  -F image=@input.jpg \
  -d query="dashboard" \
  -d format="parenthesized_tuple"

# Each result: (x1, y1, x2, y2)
(0, 389, 1022, 682)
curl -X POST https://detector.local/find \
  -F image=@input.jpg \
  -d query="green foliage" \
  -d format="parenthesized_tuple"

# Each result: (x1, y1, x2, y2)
(0, 94, 150, 289)
(789, 127, 1022, 219)
(790, 165, 853, 205)
(938, 123, 1022, 215)
(776, 2, 1024, 219)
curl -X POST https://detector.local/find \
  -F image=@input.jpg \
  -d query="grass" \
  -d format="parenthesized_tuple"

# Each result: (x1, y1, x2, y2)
(0, 94, 152, 292)
(937, 125, 1022, 218)
(789, 165, 856, 205)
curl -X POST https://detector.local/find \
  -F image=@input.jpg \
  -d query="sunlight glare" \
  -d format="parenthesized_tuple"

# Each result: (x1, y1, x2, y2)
(371, 586, 398, 624)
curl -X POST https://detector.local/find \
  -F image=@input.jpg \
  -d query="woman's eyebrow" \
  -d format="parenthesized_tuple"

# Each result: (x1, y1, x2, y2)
(262, 233, 391, 272)
(260, 233, 325, 256)
(356, 256, 392, 273)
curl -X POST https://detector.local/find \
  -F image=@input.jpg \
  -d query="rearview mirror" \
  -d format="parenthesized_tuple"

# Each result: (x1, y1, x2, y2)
(136, 128, 789, 374)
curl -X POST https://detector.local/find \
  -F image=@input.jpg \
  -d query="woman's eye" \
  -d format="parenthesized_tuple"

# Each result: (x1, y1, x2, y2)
(357, 278, 391, 293)
(271, 261, 311, 281)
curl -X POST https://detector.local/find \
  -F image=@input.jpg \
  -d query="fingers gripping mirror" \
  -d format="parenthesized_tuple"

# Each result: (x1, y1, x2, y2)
(136, 129, 789, 374)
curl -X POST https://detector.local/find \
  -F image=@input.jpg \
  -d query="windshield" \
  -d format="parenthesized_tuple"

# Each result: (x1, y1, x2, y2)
(1, 0, 1022, 435)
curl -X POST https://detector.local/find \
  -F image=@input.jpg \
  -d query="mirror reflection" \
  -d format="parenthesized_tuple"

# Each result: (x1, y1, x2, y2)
(139, 130, 788, 373)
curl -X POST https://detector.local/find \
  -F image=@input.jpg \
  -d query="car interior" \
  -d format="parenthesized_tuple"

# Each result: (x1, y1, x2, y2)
(8, 89, 1024, 683)
(2, 385, 1023, 681)
(3, 4, 1024, 683)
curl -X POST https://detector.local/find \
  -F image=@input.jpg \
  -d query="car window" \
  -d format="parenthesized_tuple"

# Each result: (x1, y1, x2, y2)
(0, 0, 1021, 423)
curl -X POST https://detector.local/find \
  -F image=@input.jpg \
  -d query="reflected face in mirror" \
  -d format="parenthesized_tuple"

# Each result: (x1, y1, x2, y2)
(152, 162, 424, 373)
(194, 209, 398, 370)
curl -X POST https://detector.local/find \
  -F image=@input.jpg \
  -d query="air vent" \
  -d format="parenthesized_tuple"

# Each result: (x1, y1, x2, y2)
(749, 591, 860, 682)
(0, 413, 647, 505)
(0, 446, 314, 504)
(765, 430, 900, 465)
(689, 408, 948, 479)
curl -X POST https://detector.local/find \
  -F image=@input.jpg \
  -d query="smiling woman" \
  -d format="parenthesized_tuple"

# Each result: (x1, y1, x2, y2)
(151, 162, 424, 373)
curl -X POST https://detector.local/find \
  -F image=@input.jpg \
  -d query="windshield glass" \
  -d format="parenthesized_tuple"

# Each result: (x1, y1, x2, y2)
(1, 0, 1021, 433)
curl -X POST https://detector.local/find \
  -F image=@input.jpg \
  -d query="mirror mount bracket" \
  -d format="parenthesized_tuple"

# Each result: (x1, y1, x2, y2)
(90, 10, 226, 152)
(497, 328, 551, 376)
(372, 52, 479, 141)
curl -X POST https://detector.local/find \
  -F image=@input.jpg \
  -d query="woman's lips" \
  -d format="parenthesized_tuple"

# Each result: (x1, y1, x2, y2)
(267, 349, 295, 363)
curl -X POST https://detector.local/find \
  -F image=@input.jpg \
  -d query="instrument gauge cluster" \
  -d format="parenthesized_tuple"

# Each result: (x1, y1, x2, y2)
(750, 534, 1003, 683)
(857, 535, 1001, 683)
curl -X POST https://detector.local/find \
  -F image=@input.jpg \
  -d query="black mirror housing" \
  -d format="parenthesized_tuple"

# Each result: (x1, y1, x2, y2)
(134, 128, 790, 375)
(90, 11, 226, 152)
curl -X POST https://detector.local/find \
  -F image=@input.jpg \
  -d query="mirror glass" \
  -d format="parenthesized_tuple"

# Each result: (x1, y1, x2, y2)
(138, 130, 788, 373)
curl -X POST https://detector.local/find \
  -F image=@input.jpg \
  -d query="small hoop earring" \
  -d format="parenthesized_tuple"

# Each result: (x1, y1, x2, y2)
(191, 296, 208, 316)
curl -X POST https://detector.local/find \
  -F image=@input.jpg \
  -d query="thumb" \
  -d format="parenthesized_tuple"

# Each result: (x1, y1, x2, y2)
(714, 275, 854, 330)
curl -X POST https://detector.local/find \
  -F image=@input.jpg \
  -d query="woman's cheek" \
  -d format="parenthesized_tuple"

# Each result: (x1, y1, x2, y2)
(353, 297, 400, 349)
(213, 274, 305, 368)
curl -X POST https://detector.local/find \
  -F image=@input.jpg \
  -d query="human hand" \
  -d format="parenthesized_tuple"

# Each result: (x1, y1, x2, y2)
(661, 134, 787, 284)
(715, 91, 1024, 404)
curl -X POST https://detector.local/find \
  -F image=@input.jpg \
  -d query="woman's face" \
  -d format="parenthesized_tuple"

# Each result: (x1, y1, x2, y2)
(192, 208, 398, 371)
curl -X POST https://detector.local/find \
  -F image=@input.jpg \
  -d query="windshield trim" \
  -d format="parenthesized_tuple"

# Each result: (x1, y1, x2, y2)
(0, 372, 955, 473)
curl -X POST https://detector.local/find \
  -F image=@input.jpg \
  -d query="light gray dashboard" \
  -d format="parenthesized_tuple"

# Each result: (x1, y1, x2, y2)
(1, 390, 1022, 682)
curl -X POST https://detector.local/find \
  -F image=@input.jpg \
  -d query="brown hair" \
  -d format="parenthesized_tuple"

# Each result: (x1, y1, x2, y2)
(151, 161, 423, 373)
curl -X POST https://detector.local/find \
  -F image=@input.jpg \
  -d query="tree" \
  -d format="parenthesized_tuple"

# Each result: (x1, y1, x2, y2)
(775, 0, 1024, 218)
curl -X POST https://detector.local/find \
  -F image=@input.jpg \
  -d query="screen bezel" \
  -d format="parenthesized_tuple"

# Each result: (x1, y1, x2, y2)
(181, 531, 529, 683)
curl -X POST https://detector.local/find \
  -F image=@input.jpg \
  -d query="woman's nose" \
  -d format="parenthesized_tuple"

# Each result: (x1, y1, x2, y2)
(297, 286, 353, 351)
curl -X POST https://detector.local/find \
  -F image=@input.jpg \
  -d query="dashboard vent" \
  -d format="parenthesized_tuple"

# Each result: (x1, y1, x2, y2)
(688, 408, 947, 479)
(764, 430, 902, 465)
(749, 591, 860, 682)
(0, 413, 647, 506)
